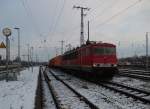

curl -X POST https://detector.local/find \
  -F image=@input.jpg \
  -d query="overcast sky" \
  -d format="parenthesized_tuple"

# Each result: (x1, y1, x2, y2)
(0, 0, 150, 61)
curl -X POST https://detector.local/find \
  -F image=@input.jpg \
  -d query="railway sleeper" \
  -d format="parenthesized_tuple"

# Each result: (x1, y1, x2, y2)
(99, 83, 150, 104)
(101, 81, 150, 95)
(42, 69, 62, 109)
(50, 70, 100, 109)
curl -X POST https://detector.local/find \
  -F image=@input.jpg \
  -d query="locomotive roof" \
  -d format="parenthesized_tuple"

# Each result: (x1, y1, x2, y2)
(63, 41, 116, 55)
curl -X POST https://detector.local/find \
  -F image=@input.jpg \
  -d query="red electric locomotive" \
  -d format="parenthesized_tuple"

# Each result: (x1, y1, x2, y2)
(49, 41, 118, 77)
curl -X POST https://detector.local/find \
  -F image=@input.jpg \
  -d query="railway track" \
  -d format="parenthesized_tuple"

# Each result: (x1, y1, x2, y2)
(70, 73, 150, 104)
(0, 69, 19, 74)
(0, 65, 21, 71)
(118, 69, 150, 80)
(41, 67, 100, 109)
(76, 71, 150, 104)
(52, 68, 150, 104)
(47, 68, 150, 108)
(97, 81, 150, 104)
(39, 67, 57, 109)
(119, 69, 150, 75)
(0, 67, 25, 75)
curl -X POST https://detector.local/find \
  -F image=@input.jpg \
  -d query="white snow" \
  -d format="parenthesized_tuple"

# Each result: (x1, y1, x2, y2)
(112, 76, 150, 92)
(0, 67, 39, 109)
(50, 68, 150, 109)
(41, 73, 56, 109)
(46, 71, 91, 109)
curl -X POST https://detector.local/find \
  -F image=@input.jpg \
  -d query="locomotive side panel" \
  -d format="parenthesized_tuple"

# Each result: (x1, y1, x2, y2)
(49, 55, 62, 68)
(49, 42, 118, 78)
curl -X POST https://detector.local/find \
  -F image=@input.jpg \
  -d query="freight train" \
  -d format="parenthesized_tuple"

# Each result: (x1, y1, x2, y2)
(49, 41, 118, 77)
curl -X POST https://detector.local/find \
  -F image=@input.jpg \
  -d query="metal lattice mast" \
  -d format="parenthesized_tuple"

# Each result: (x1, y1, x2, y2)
(73, 6, 90, 46)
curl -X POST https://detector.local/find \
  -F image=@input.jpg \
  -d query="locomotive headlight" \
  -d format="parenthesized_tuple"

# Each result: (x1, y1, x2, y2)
(93, 63, 101, 67)
(93, 63, 117, 67)
(113, 64, 117, 67)
(93, 63, 97, 67)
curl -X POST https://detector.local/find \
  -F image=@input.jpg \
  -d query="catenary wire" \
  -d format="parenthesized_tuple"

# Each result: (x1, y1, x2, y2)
(92, 0, 142, 29)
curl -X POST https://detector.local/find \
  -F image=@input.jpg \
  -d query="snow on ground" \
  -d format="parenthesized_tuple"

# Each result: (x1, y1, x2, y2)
(46, 72, 90, 109)
(41, 73, 56, 109)
(112, 75, 150, 92)
(0, 67, 39, 109)
(50, 69, 150, 109)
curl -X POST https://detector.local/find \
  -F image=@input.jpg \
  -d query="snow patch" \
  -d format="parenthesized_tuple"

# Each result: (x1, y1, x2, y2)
(0, 67, 39, 109)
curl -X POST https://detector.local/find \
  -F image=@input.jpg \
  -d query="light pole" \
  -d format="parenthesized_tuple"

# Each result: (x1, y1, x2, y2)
(60, 40, 64, 55)
(27, 44, 30, 66)
(117, 41, 120, 58)
(2, 27, 11, 81)
(30, 46, 34, 66)
(146, 32, 149, 71)
(14, 27, 21, 63)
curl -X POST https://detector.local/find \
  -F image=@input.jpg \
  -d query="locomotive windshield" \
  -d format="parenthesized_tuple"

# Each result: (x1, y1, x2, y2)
(94, 47, 116, 55)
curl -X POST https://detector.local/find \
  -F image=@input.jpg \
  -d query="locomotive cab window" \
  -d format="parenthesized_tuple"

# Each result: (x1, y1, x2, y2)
(93, 47, 104, 55)
(94, 47, 116, 55)
(105, 47, 116, 55)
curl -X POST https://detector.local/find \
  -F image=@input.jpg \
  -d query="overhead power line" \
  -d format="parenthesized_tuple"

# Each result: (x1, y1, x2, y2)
(94, 0, 142, 28)
(20, 0, 41, 37)
(87, 0, 107, 16)
(88, 0, 119, 21)
(50, 0, 66, 36)
(47, 0, 60, 36)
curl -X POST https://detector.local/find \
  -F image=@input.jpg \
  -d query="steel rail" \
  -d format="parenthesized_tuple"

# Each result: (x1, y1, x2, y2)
(98, 81, 150, 104)
(119, 70, 150, 76)
(42, 68, 62, 109)
(0, 68, 24, 74)
(101, 81, 150, 95)
(119, 69, 150, 73)
(61, 68, 150, 104)
(49, 70, 100, 109)
(118, 73, 150, 81)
